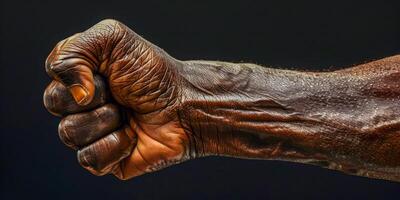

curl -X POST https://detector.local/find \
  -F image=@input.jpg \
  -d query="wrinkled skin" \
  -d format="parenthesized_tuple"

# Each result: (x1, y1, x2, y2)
(45, 19, 188, 179)
(44, 19, 400, 182)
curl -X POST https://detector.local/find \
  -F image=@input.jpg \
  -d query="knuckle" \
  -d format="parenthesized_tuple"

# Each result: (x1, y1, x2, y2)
(43, 81, 73, 116)
(45, 49, 58, 75)
(77, 146, 108, 176)
(43, 82, 59, 115)
(95, 19, 126, 34)
(45, 37, 71, 74)
(98, 104, 120, 120)
(88, 19, 128, 47)
(100, 104, 121, 122)
(97, 19, 120, 27)
(90, 19, 120, 37)
(77, 149, 99, 174)
(58, 119, 77, 149)
(89, 104, 121, 132)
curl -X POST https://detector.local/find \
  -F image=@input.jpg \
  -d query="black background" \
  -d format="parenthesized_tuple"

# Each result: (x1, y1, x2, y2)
(1, 0, 400, 199)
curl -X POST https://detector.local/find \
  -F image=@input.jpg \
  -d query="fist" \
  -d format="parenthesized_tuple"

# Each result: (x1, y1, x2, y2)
(44, 19, 192, 180)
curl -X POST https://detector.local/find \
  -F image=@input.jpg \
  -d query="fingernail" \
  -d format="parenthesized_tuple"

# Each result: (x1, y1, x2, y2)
(69, 85, 88, 105)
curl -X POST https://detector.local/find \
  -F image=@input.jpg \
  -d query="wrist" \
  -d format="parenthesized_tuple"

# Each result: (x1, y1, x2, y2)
(175, 60, 302, 158)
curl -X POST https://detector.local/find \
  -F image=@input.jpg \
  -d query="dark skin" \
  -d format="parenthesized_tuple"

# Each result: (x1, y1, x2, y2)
(44, 19, 400, 182)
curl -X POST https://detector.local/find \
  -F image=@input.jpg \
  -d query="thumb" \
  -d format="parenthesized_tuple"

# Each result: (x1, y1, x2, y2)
(45, 19, 138, 105)
(45, 19, 123, 105)
(45, 36, 95, 106)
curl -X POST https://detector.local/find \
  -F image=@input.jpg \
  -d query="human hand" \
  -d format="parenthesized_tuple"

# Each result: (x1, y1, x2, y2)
(44, 19, 191, 180)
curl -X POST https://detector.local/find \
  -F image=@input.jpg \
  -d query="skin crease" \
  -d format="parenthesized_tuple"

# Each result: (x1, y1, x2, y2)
(43, 19, 400, 182)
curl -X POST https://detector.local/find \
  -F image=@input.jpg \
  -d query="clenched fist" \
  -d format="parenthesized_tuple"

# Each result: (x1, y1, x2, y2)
(44, 19, 190, 179)
(44, 19, 400, 182)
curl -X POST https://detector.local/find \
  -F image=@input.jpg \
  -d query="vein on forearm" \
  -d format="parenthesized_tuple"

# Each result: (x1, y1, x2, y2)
(178, 59, 400, 173)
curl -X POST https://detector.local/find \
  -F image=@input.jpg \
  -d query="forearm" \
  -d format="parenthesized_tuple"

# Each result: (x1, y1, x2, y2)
(177, 56, 400, 181)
